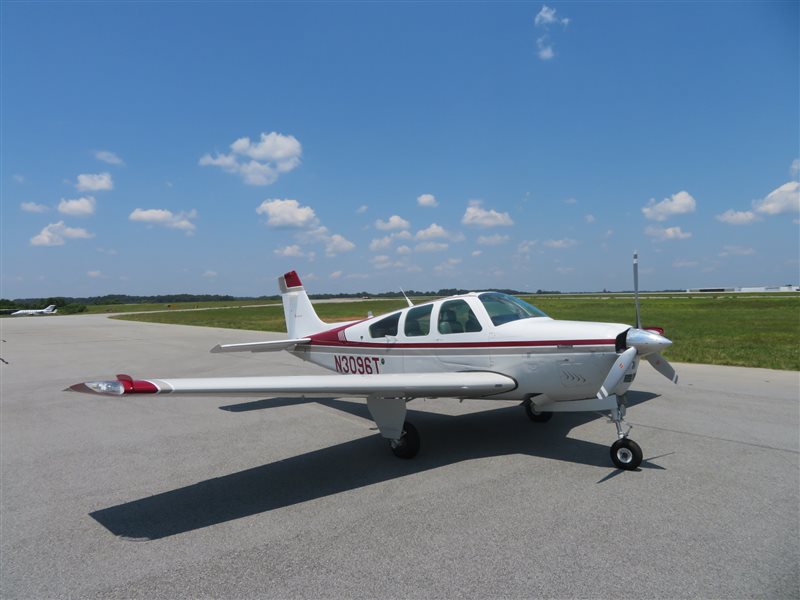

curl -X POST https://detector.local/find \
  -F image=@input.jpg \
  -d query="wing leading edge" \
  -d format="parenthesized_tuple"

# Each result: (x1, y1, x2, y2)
(68, 371, 517, 399)
(210, 338, 311, 353)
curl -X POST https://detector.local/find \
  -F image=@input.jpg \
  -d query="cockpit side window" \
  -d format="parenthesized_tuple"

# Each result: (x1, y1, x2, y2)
(369, 312, 400, 338)
(437, 299, 482, 334)
(404, 304, 432, 337)
(478, 292, 548, 326)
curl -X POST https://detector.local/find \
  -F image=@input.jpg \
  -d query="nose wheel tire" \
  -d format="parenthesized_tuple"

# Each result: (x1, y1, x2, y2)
(524, 401, 553, 423)
(610, 438, 642, 470)
(390, 421, 420, 459)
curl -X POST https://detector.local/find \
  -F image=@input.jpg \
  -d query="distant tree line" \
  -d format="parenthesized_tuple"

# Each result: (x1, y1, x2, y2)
(2, 288, 538, 312)
(3, 287, 695, 313)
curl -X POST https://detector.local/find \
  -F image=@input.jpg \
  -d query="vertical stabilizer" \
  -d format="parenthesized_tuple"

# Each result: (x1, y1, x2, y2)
(278, 271, 328, 338)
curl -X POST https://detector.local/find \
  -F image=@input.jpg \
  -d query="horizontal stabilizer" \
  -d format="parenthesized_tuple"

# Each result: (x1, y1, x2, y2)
(67, 371, 517, 399)
(210, 338, 310, 353)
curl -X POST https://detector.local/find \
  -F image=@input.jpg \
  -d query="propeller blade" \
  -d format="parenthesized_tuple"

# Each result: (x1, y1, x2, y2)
(633, 251, 641, 329)
(646, 353, 679, 384)
(597, 347, 637, 400)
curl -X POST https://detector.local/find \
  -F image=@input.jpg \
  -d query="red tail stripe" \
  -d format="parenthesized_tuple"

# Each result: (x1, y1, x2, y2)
(283, 271, 302, 288)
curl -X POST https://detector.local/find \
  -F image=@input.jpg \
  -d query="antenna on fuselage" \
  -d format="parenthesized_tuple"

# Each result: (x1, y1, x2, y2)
(400, 288, 414, 307)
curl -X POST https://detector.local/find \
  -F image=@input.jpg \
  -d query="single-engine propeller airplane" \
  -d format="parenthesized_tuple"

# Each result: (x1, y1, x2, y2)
(69, 254, 677, 470)
(12, 304, 57, 316)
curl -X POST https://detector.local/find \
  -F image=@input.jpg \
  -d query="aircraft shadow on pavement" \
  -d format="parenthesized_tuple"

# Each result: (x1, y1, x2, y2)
(90, 390, 659, 541)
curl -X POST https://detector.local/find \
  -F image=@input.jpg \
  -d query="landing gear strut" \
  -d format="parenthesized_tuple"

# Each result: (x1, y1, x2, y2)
(389, 421, 420, 459)
(523, 398, 553, 423)
(609, 397, 642, 470)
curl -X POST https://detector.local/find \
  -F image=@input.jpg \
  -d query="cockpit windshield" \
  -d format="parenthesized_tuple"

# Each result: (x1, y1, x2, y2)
(478, 292, 548, 326)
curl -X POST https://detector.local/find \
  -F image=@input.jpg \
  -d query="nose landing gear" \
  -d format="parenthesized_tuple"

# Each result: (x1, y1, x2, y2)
(609, 397, 642, 470)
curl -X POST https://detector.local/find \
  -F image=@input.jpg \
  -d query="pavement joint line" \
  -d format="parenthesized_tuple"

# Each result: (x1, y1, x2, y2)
(630, 421, 800, 454)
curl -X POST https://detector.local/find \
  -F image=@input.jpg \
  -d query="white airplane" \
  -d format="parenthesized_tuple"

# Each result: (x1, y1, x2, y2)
(12, 304, 57, 316)
(69, 255, 677, 470)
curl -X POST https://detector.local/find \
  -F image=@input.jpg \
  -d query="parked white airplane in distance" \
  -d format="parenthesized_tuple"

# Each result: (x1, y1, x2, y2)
(70, 255, 677, 470)
(12, 304, 57, 316)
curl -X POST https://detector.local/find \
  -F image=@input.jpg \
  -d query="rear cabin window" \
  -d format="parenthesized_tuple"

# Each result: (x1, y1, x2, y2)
(437, 299, 482, 334)
(404, 304, 433, 337)
(369, 312, 400, 338)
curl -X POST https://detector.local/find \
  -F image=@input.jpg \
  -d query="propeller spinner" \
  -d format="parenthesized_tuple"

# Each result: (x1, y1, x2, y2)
(596, 254, 679, 400)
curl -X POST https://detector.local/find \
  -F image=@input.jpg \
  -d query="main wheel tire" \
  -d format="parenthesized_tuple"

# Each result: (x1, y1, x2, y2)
(390, 421, 420, 459)
(524, 401, 553, 423)
(610, 438, 643, 470)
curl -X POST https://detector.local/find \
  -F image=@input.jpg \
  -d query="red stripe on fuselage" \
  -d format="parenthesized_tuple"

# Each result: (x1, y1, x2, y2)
(306, 338, 616, 349)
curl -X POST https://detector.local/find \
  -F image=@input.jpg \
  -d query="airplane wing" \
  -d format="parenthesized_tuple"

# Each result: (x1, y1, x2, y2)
(68, 371, 517, 399)
(210, 338, 310, 353)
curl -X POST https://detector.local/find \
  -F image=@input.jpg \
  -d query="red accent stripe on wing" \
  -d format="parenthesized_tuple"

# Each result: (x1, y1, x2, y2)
(116, 374, 158, 394)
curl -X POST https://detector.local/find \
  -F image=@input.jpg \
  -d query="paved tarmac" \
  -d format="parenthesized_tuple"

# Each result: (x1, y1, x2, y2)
(1, 314, 798, 599)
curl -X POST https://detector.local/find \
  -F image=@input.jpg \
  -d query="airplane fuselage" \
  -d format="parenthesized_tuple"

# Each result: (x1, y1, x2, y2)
(290, 292, 637, 405)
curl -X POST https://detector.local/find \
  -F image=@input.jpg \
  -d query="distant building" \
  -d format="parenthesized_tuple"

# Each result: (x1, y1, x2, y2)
(686, 286, 799, 293)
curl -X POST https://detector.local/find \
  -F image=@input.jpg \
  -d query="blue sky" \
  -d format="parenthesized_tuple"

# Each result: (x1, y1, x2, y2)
(2, 1, 798, 297)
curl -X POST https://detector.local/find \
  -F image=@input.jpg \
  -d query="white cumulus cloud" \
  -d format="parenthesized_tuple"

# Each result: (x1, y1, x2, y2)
(543, 238, 577, 249)
(256, 199, 317, 228)
(129, 208, 197, 233)
(536, 37, 554, 61)
(752, 181, 799, 215)
(76, 172, 113, 192)
(21, 201, 47, 213)
(642, 191, 696, 221)
(325, 234, 355, 257)
(58, 196, 96, 216)
(199, 131, 302, 186)
(535, 5, 570, 27)
(645, 226, 692, 241)
(533, 5, 569, 61)
(415, 223, 449, 240)
(273, 244, 306, 257)
(87, 270, 103, 278)
(95, 150, 124, 165)
(417, 193, 438, 207)
(715, 209, 760, 225)
(461, 200, 514, 227)
(375, 215, 410, 231)
(477, 234, 510, 246)
(30, 221, 94, 246)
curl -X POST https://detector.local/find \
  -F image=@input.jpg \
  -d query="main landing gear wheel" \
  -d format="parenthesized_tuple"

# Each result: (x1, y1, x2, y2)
(390, 421, 420, 459)
(610, 438, 643, 470)
(524, 401, 553, 423)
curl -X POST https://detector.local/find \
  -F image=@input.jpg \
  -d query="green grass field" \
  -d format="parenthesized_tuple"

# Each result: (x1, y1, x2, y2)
(112, 294, 800, 370)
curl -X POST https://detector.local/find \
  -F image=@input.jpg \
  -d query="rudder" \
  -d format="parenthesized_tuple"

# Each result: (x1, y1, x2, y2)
(278, 271, 328, 338)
